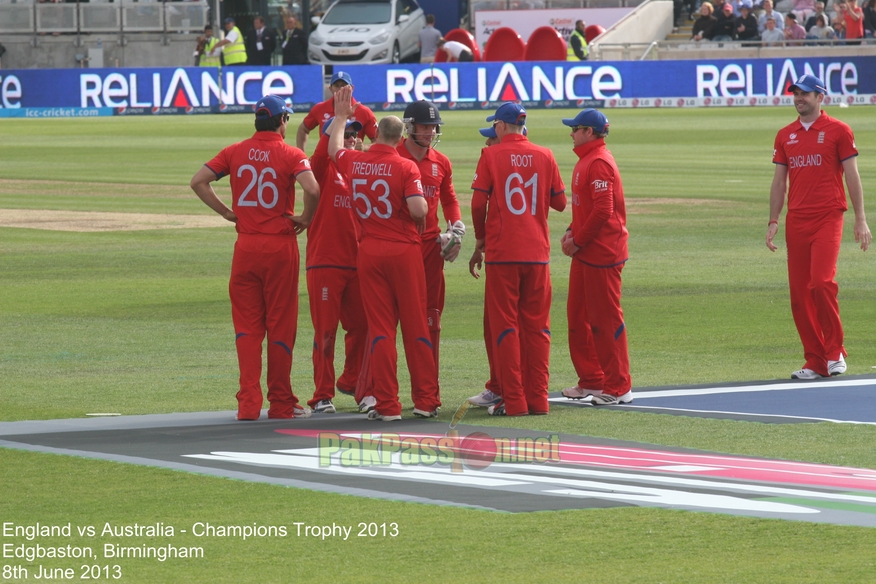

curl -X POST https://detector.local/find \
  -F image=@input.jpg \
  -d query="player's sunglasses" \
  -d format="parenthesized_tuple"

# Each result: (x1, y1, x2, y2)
(282, 113, 290, 122)
(571, 125, 589, 132)
(343, 131, 357, 138)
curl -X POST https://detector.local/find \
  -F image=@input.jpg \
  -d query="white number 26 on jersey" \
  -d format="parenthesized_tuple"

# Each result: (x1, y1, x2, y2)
(237, 165, 279, 209)
(505, 172, 539, 216)
(352, 178, 393, 220)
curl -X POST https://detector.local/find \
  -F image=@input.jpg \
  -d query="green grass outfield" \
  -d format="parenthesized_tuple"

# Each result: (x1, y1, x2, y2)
(1, 107, 875, 582)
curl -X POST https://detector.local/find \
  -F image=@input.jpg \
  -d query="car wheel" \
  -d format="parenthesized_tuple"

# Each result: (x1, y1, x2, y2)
(391, 42, 400, 64)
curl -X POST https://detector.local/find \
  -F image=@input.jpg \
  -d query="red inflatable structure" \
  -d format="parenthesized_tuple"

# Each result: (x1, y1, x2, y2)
(482, 27, 525, 62)
(523, 26, 567, 61)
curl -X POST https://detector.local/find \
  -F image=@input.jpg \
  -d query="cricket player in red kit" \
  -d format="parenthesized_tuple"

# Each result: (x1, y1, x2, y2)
(305, 117, 368, 413)
(190, 94, 320, 420)
(471, 102, 566, 416)
(328, 86, 440, 421)
(296, 71, 377, 153)
(398, 100, 464, 375)
(559, 109, 633, 405)
(767, 74, 871, 380)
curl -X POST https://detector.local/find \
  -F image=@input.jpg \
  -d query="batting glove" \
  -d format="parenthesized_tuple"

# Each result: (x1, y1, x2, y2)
(438, 220, 466, 262)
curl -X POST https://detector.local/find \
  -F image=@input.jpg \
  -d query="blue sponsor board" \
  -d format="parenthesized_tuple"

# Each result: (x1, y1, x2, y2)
(0, 66, 323, 113)
(1, 58, 874, 115)
(336, 57, 876, 109)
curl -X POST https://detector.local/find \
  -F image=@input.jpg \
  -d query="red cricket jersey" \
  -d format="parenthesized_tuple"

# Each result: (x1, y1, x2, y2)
(205, 131, 312, 236)
(569, 139, 629, 267)
(302, 96, 378, 141)
(471, 133, 565, 263)
(306, 133, 360, 269)
(335, 143, 425, 245)
(773, 110, 857, 214)
(396, 139, 461, 242)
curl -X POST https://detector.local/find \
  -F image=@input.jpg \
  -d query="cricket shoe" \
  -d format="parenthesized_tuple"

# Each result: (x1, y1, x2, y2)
(791, 368, 823, 380)
(487, 402, 506, 416)
(412, 408, 439, 419)
(358, 396, 376, 413)
(467, 389, 502, 407)
(589, 391, 634, 406)
(367, 409, 401, 422)
(828, 355, 847, 376)
(293, 405, 312, 418)
(313, 399, 336, 414)
(561, 386, 605, 400)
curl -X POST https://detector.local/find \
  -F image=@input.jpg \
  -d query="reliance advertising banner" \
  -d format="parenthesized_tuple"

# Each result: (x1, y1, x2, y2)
(0, 65, 323, 117)
(1, 58, 874, 117)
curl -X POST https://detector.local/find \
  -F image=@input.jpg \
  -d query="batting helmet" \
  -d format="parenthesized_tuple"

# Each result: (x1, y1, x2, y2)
(403, 101, 442, 148)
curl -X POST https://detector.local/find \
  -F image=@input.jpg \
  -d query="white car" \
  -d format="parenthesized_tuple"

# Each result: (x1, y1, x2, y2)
(308, 0, 426, 64)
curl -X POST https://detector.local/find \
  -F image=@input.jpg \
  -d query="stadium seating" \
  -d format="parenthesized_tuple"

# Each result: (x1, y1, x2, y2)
(523, 26, 567, 61)
(435, 28, 480, 62)
(483, 27, 525, 62)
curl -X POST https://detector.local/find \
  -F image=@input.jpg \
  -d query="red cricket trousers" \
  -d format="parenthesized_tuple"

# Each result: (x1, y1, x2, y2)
(230, 234, 302, 419)
(358, 240, 440, 417)
(567, 259, 631, 396)
(485, 263, 552, 416)
(306, 267, 367, 408)
(785, 210, 846, 375)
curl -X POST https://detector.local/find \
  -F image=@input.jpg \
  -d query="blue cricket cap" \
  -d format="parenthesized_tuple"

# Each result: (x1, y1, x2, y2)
(789, 74, 827, 95)
(561, 108, 609, 134)
(223, 17, 234, 24)
(330, 71, 353, 86)
(479, 125, 526, 139)
(486, 102, 526, 126)
(255, 95, 293, 119)
(322, 116, 363, 136)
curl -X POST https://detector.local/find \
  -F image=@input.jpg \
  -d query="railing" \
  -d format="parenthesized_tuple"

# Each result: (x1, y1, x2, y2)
(592, 37, 876, 59)
(0, 0, 209, 35)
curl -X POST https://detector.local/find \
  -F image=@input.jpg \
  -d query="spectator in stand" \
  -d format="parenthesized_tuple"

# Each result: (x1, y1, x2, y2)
(692, 2, 718, 40)
(730, 0, 754, 16)
(784, 12, 809, 42)
(789, 0, 817, 22)
(759, 0, 785, 33)
(738, 5, 762, 40)
(863, 0, 876, 37)
(805, 2, 830, 31)
(834, 0, 864, 43)
(437, 38, 474, 61)
(762, 14, 787, 42)
(419, 14, 442, 63)
(806, 13, 837, 39)
(833, 17, 847, 38)
(281, 15, 308, 65)
(245, 16, 276, 66)
(714, 1, 740, 39)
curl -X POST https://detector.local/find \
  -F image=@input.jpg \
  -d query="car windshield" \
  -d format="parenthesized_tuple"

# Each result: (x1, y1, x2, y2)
(323, 2, 392, 25)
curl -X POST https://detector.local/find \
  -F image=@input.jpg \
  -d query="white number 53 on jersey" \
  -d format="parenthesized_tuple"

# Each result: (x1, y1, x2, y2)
(352, 178, 393, 220)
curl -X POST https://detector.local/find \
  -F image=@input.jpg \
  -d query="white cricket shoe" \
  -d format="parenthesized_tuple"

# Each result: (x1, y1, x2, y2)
(467, 389, 502, 407)
(589, 391, 634, 405)
(828, 355, 847, 376)
(562, 386, 605, 400)
(358, 396, 376, 413)
(367, 409, 401, 422)
(791, 368, 823, 380)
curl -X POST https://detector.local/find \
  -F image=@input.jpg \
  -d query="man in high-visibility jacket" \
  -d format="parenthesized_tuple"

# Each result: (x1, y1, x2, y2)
(196, 24, 221, 68)
(567, 20, 589, 60)
(212, 17, 248, 66)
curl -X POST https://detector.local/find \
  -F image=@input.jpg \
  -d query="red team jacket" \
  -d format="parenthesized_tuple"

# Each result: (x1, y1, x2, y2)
(471, 133, 566, 263)
(396, 139, 461, 243)
(303, 97, 378, 142)
(772, 110, 857, 215)
(335, 144, 425, 245)
(205, 131, 312, 235)
(569, 138, 629, 267)
(306, 133, 360, 269)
